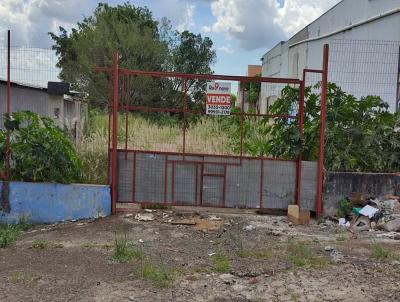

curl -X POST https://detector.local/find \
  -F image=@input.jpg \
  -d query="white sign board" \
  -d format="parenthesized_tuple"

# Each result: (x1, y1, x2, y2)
(206, 82, 232, 115)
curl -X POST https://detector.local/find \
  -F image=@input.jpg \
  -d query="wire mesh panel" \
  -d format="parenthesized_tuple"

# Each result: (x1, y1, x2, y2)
(329, 39, 400, 111)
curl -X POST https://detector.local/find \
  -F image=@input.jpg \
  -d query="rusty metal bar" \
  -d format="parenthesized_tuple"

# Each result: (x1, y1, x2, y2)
(119, 105, 296, 118)
(117, 68, 302, 84)
(259, 159, 264, 209)
(316, 44, 330, 218)
(182, 79, 188, 157)
(124, 76, 129, 159)
(6, 30, 11, 179)
(111, 51, 119, 215)
(295, 79, 305, 206)
(163, 155, 168, 206)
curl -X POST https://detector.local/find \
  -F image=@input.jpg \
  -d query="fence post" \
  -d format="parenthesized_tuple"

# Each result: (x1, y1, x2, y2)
(5, 30, 11, 180)
(316, 44, 329, 218)
(295, 79, 305, 206)
(111, 51, 119, 215)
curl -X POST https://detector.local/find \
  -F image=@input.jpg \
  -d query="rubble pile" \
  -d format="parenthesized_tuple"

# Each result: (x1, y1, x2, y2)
(338, 193, 400, 235)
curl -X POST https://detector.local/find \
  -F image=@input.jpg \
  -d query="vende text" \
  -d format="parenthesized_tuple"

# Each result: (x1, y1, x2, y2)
(206, 94, 231, 105)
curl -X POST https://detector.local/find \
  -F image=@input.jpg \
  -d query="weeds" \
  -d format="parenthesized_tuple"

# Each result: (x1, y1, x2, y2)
(212, 251, 230, 273)
(79, 112, 233, 184)
(0, 221, 32, 248)
(370, 243, 392, 259)
(134, 263, 179, 288)
(287, 242, 327, 268)
(112, 234, 143, 263)
(9, 272, 39, 284)
(31, 240, 48, 249)
(238, 249, 272, 259)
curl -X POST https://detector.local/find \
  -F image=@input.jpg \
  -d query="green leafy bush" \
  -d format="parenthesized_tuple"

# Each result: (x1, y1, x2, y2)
(0, 111, 83, 183)
(234, 83, 400, 173)
(337, 198, 351, 218)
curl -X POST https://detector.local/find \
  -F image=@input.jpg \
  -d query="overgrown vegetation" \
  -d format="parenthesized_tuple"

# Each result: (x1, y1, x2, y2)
(0, 221, 31, 248)
(1, 111, 83, 183)
(31, 240, 49, 249)
(134, 263, 179, 288)
(287, 242, 327, 268)
(370, 242, 394, 259)
(258, 83, 400, 172)
(238, 248, 272, 259)
(337, 198, 352, 218)
(212, 251, 230, 273)
(112, 234, 143, 263)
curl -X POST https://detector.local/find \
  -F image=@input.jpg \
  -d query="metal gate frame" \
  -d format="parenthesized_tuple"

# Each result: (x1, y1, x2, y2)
(0, 30, 12, 181)
(98, 44, 329, 217)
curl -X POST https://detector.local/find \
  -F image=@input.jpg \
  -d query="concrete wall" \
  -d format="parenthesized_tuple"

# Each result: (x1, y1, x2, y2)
(323, 172, 400, 216)
(0, 182, 111, 224)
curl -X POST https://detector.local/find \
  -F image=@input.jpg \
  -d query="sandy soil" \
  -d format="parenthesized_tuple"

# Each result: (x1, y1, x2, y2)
(1, 210, 399, 302)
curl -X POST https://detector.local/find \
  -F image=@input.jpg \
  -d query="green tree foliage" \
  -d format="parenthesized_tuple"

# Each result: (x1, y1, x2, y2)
(241, 83, 400, 173)
(0, 112, 83, 183)
(49, 3, 216, 109)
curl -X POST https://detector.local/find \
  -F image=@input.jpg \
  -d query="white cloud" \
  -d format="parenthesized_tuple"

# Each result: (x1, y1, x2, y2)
(0, 0, 95, 47)
(276, 0, 340, 37)
(207, 0, 341, 50)
(176, 3, 196, 32)
(201, 25, 212, 33)
(218, 44, 234, 54)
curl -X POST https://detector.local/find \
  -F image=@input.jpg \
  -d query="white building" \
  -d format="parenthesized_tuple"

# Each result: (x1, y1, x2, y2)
(260, 0, 400, 113)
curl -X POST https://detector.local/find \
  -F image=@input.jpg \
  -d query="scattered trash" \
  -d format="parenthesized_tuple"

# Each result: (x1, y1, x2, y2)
(134, 213, 155, 222)
(144, 209, 154, 213)
(324, 246, 335, 252)
(208, 215, 222, 221)
(351, 216, 370, 232)
(208, 252, 216, 257)
(338, 218, 350, 227)
(243, 225, 256, 231)
(138, 239, 144, 243)
(124, 213, 133, 218)
(287, 205, 310, 225)
(359, 205, 379, 219)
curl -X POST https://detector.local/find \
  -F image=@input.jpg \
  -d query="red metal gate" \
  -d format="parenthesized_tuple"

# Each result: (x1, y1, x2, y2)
(98, 45, 329, 217)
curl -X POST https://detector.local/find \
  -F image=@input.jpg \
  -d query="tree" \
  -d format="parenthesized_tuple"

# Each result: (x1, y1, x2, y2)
(49, 3, 216, 110)
(49, 3, 167, 107)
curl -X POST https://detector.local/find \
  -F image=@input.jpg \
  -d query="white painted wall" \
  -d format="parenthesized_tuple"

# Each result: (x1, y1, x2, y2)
(261, 0, 400, 113)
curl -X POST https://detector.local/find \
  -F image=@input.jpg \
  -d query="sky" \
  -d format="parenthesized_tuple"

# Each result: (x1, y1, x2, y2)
(0, 0, 341, 78)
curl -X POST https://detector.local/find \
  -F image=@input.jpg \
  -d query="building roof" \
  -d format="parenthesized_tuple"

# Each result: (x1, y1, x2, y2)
(0, 79, 47, 92)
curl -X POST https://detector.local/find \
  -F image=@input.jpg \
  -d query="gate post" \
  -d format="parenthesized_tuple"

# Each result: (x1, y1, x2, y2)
(111, 51, 119, 215)
(295, 79, 305, 206)
(316, 44, 329, 218)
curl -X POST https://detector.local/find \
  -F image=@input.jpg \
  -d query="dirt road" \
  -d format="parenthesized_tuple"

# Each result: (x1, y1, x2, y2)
(1, 211, 399, 301)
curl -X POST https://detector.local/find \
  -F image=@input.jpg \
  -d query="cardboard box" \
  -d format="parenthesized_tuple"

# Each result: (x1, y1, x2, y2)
(288, 205, 310, 225)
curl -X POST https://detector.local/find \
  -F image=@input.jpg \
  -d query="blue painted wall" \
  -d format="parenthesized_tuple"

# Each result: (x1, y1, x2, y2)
(0, 182, 111, 224)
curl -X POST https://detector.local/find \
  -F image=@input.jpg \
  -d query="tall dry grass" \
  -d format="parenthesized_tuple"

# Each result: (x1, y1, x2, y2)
(77, 112, 233, 184)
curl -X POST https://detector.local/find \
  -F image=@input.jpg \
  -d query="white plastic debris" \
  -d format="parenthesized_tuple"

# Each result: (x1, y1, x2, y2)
(359, 205, 379, 218)
(243, 224, 255, 231)
(134, 213, 154, 221)
(338, 218, 350, 227)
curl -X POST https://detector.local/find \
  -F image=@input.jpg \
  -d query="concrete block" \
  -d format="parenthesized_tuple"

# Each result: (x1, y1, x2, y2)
(288, 205, 310, 225)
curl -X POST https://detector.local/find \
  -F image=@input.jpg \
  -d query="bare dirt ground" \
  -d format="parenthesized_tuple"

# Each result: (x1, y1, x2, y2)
(1, 209, 400, 302)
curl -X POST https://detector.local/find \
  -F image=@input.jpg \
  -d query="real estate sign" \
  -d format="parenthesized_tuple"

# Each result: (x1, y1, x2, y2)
(206, 82, 231, 115)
